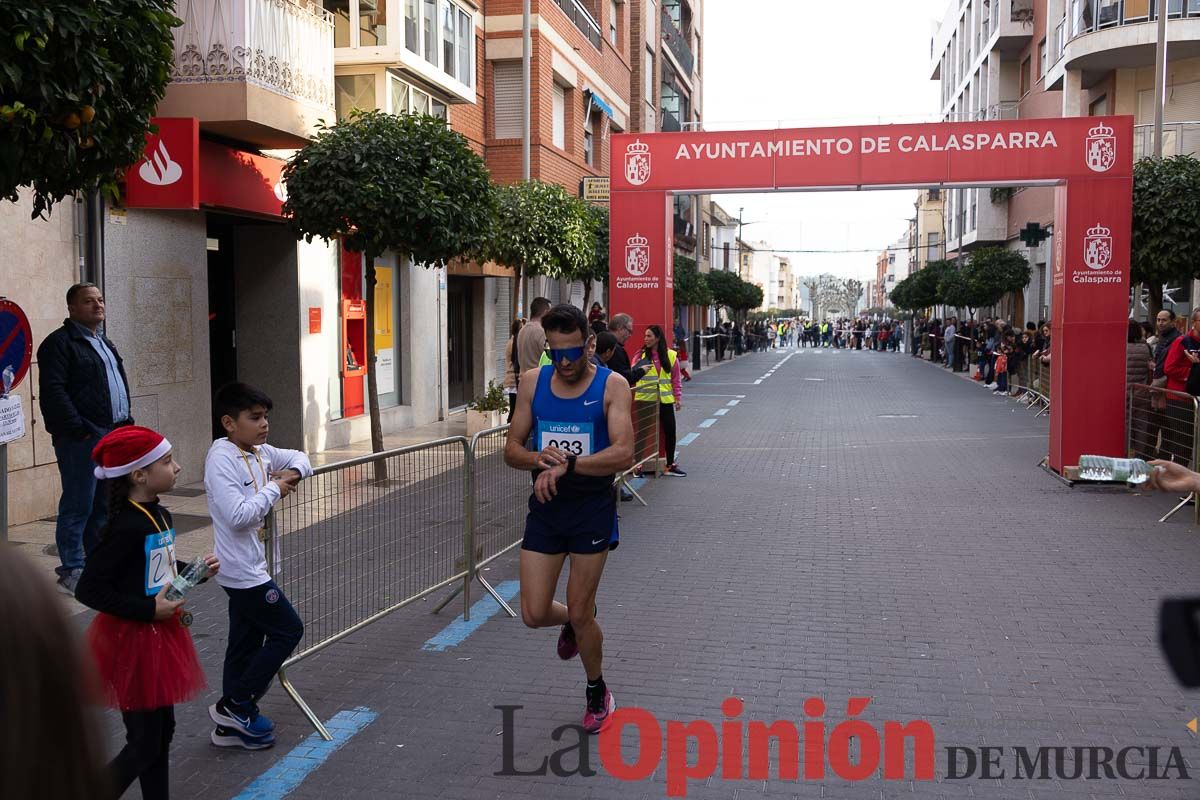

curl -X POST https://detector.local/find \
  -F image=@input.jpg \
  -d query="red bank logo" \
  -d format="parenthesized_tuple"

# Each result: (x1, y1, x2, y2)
(1084, 224, 1113, 270)
(625, 234, 651, 276)
(1086, 123, 1116, 173)
(138, 139, 183, 187)
(626, 140, 651, 186)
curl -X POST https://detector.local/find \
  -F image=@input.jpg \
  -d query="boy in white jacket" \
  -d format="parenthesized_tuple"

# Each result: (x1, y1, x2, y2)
(204, 382, 312, 749)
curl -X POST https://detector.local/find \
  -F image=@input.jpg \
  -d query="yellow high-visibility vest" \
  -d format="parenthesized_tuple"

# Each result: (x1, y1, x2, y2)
(634, 349, 678, 404)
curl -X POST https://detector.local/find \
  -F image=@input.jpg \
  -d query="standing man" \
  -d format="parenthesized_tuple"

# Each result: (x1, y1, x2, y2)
(943, 317, 957, 369)
(516, 297, 551, 373)
(504, 304, 634, 733)
(605, 313, 647, 388)
(37, 283, 133, 595)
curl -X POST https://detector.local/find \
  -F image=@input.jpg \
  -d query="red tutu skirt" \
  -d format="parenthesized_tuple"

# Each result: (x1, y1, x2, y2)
(87, 613, 207, 711)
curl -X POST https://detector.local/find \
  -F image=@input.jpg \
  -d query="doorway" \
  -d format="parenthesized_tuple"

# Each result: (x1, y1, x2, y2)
(207, 214, 238, 438)
(447, 277, 475, 408)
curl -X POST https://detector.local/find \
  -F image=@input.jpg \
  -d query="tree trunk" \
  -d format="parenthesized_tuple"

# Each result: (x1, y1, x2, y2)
(365, 255, 388, 483)
(1148, 283, 1164, 320)
(510, 264, 523, 325)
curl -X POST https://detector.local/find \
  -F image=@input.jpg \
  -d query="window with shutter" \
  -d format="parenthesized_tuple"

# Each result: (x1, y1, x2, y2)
(552, 84, 566, 149)
(492, 62, 522, 139)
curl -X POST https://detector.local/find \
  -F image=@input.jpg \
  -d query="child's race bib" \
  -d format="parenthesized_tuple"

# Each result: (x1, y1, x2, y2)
(144, 529, 177, 595)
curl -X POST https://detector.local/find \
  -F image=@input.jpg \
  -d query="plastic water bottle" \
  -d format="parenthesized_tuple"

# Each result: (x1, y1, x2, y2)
(165, 556, 210, 601)
(1078, 455, 1154, 485)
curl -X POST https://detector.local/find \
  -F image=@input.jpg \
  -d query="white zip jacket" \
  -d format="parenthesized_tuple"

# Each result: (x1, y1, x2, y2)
(205, 438, 313, 589)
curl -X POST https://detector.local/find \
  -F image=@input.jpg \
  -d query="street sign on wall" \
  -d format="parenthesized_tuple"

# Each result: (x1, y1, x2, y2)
(0, 298, 33, 395)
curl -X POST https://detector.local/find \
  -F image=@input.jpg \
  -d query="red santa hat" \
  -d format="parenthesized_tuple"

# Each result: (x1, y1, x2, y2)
(91, 426, 172, 480)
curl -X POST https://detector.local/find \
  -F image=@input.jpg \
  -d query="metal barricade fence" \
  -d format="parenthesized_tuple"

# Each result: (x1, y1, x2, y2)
(1126, 383, 1200, 523)
(268, 388, 656, 739)
(620, 388, 661, 506)
(268, 437, 471, 739)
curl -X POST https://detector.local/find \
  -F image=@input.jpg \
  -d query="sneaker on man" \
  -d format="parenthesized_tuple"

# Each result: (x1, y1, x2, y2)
(557, 622, 579, 660)
(665, 464, 687, 477)
(210, 699, 274, 738)
(582, 689, 616, 734)
(56, 568, 82, 596)
(210, 725, 275, 750)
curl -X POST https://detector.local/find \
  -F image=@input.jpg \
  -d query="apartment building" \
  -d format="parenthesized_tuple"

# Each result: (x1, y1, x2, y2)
(931, 0, 1200, 321)
(931, 0, 1059, 324)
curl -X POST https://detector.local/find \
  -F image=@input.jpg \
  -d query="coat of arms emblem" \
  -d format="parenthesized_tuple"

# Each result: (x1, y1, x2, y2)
(1085, 122, 1116, 173)
(1084, 224, 1112, 270)
(625, 234, 650, 276)
(625, 139, 651, 186)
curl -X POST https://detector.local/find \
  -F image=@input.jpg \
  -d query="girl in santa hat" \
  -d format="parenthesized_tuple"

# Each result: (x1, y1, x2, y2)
(75, 425, 219, 800)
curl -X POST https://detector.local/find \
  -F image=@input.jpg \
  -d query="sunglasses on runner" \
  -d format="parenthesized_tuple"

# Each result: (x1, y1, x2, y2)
(549, 346, 586, 363)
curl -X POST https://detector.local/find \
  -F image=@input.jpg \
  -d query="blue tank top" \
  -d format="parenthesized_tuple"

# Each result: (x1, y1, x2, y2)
(530, 364, 613, 495)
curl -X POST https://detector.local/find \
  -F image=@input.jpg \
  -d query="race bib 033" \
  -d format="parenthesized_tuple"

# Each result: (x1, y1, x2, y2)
(537, 421, 594, 457)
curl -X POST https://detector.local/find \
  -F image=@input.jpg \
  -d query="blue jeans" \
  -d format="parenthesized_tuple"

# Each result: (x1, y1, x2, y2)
(222, 580, 304, 704)
(53, 435, 106, 576)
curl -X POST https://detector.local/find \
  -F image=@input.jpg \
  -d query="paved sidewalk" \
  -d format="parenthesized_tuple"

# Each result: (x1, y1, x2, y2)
(78, 345, 1200, 799)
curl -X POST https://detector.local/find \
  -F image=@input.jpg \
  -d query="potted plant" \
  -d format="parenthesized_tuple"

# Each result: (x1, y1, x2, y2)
(467, 380, 508, 436)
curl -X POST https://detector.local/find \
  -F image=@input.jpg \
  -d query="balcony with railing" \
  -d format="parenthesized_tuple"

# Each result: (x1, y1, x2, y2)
(661, 0, 695, 77)
(1063, 1, 1200, 82)
(163, 0, 335, 147)
(553, 0, 602, 49)
(1133, 121, 1200, 159)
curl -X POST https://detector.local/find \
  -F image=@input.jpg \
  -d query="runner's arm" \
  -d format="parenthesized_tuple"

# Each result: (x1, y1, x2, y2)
(571, 373, 633, 476)
(504, 368, 566, 471)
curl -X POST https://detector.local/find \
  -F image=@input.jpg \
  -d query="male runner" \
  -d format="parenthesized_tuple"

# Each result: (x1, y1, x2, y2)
(504, 304, 633, 733)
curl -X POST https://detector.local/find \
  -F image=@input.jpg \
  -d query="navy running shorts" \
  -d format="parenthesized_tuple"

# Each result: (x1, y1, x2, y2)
(522, 490, 618, 555)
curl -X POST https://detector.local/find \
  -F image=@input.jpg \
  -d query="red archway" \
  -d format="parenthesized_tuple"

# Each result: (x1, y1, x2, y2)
(609, 118, 1133, 474)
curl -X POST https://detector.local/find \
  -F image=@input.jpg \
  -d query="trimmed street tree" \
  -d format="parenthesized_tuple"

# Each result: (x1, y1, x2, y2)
(487, 180, 596, 321)
(580, 203, 610, 310)
(965, 246, 1031, 318)
(707, 269, 744, 321)
(1, 0, 179, 217)
(909, 259, 955, 311)
(841, 278, 864, 315)
(1133, 154, 1200, 317)
(674, 254, 713, 310)
(283, 110, 495, 475)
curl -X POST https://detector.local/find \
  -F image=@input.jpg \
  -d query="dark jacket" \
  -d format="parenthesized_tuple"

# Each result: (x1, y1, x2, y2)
(1154, 326, 1182, 379)
(607, 343, 646, 388)
(37, 320, 131, 441)
(75, 500, 182, 622)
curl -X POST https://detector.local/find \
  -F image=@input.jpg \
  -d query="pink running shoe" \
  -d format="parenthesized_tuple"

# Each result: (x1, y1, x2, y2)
(556, 622, 578, 660)
(582, 690, 616, 734)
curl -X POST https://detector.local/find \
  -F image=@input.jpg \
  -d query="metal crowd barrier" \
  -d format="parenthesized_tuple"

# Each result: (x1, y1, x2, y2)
(268, 387, 656, 739)
(267, 437, 471, 739)
(1010, 355, 1051, 417)
(1126, 383, 1200, 524)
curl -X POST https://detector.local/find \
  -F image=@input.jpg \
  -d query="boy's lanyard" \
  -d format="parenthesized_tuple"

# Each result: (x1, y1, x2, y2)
(233, 441, 271, 542)
(129, 500, 177, 580)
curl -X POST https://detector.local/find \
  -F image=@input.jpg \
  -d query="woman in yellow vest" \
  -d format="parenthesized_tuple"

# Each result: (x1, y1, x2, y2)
(635, 325, 685, 477)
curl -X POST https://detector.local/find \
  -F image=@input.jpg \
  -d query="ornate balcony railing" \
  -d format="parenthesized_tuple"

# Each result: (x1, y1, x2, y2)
(171, 0, 335, 111)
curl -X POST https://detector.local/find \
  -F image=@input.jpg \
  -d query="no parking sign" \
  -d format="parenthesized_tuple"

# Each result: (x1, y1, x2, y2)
(0, 299, 32, 444)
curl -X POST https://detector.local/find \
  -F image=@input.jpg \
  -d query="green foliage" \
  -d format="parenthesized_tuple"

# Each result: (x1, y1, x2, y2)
(1132, 154, 1200, 290)
(579, 203, 610, 286)
(486, 180, 596, 281)
(468, 379, 509, 412)
(962, 246, 1030, 309)
(936, 265, 974, 310)
(738, 280, 765, 311)
(899, 259, 954, 310)
(707, 269, 744, 311)
(673, 254, 712, 307)
(0, 0, 179, 217)
(283, 110, 494, 264)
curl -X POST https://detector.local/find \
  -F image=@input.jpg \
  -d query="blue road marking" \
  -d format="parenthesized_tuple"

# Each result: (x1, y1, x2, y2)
(698, 419, 717, 428)
(232, 707, 378, 800)
(677, 432, 701, 447)
(421, 580, 521, 651)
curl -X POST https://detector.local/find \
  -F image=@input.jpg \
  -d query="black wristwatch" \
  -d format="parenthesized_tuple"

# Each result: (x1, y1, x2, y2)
(566, 455, 577, 474)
